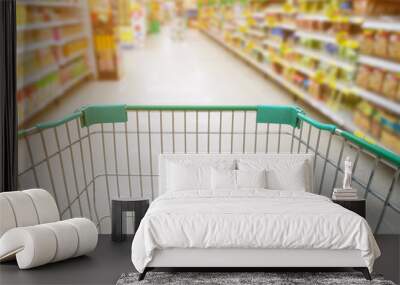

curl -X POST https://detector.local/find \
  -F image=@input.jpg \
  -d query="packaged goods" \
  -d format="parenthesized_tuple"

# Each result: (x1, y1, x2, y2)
(371, 113, 382, 138)
(382, 72, 399, 100)
(355, 65, 371, 88)
(360, 30, 374, 55)
(308, 80, 322, 99)
(354, 101, 375, 132)
(373, 31, 389, 58)
(353, 0, 400, 16)
(381, 128, 400, 153)
(368, 68, 385, 93)
(353, 0, 369, 15)
(397, 84, 400, 102)
(388, 32, 400, 61)
(354, 109, 371, 131)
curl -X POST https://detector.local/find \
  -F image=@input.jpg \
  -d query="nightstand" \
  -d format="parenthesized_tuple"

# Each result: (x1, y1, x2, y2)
(332, 199, 366, 218)
(111, 198, 149, 242)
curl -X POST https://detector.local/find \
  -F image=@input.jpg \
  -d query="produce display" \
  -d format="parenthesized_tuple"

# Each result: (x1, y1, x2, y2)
(16, 1, 93, 126)
(199, 0, 400, 153)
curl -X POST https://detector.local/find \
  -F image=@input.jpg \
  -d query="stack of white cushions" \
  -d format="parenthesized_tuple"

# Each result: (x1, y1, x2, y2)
(163, 154, 313, 193)
(0, 189, 98, 269)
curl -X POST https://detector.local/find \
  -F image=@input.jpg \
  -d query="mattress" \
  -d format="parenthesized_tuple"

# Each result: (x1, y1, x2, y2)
(131, 189, 380, 273)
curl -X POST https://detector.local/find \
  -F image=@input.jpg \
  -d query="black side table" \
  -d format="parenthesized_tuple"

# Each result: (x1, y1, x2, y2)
(112, 197, 149, 242)
(332, 199, 366, 218)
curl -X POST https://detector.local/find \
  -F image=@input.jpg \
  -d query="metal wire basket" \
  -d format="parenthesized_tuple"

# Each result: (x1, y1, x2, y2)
(17, 105, 400, 234)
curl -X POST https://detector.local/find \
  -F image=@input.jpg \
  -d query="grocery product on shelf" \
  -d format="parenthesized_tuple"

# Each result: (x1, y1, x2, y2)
(199, 0, 400, 153)
(16, 0, 94, 126)
(90, 0, 122, 80)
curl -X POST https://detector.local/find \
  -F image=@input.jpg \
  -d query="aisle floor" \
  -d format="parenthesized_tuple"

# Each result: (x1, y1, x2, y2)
(33, 27, 319, 125)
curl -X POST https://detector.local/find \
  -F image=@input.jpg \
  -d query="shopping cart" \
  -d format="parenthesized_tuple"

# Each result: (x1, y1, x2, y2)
(171, 17, 186, 40)
(17, 105, 400, 234)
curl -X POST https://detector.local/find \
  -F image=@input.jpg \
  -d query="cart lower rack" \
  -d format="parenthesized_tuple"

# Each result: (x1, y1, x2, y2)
(17, 105, 400, 234)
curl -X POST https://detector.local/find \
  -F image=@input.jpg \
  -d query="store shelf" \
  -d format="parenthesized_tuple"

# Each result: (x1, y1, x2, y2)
(62, 70, 91, 93)
(262, 22, 296, 30)
(223, 23, 236, 31)
(352, 86, 400, 115)
(57, 32, 86, 45)
(17, 39, 54, 54)
(279, 23, 296, 30)
(263, 7, 295, 15)
(17, 0, 96, 127)
(294, 46, 356, 71)
(59, 49, 86, 65)
(262, 39, 281, 49)
(202, 29, 358, 133)
(292, 63, 316, 77)
(253, 45, 264, 54)
(16, 32, 86, 54)
(334, 80, 353, 94)
(17, 18, 82, 32)
(297, 14, 363, 24)
(18, 1, 81, 8)
(17, 63, 58, 90)
(358, 55, 400, 73)
(253, 12, 264, 19)
(199, 2, 399, 152)
(245, 29, 265, 38)
(295, 30, 337, 44)
(21, 71, 91, 125)
(363, 18, 400, 32)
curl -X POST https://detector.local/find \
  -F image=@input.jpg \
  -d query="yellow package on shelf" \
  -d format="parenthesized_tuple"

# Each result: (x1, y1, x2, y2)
(95, 35, 115, 52)
(119, 27, 134, 43)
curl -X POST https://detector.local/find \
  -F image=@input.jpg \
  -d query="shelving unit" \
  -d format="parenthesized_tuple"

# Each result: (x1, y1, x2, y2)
(16, 0, 95, 127)
(199, 0, 400, 153)
(295, 30, 337, 44)
(203, 29, 358, 133)
(358, 55, 400, 73)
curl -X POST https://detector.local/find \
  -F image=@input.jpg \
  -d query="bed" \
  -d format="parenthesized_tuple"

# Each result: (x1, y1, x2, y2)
(131, 154, 380, 280)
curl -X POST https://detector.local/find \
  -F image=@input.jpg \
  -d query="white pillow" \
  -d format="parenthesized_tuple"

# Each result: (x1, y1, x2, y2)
(237, 155, 313, 192)
(266, 161, 310, 191)
(236, 169, 267, 189)
(167, 162, 211, 191)
(211, 168, 236, 190)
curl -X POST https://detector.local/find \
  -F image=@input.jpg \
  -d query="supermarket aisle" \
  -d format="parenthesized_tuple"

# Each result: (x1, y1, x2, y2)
(34, 27, 316, 124)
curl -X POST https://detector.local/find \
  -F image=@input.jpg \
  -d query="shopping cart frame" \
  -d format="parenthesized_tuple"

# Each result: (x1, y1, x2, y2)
(17, 105, 400, 235)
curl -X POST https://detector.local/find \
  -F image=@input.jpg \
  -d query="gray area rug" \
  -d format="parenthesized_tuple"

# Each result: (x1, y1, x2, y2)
(116, 272, 396, 285)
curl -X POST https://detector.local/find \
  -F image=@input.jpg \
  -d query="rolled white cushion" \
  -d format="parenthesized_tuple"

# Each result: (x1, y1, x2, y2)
(0, 189, 59, 238)
(65, 218, 98, 257)
(24, 189, 60, 223)
(0, 218, 98, 269)
(0, 226, 57, 269)
(0, 191, 39, 227)
(42, 221, 79, 262)
(0, 196, 17, 237)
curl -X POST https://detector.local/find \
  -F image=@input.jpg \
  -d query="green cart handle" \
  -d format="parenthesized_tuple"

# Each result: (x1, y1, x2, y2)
(17, 104, 400, 167)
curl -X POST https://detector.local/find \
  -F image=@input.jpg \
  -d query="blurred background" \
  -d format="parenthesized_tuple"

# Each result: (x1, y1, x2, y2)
(16, 0, 400, 154)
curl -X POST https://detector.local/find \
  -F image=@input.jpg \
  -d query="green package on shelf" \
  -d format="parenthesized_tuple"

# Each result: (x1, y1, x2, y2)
(149, 20, 160, 34)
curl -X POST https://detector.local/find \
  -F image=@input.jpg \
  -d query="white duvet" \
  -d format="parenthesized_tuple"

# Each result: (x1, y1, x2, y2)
(131, 190, 380, 273)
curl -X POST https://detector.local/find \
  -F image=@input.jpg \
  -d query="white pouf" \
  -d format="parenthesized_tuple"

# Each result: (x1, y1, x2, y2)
(0, 189, 98, 269)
